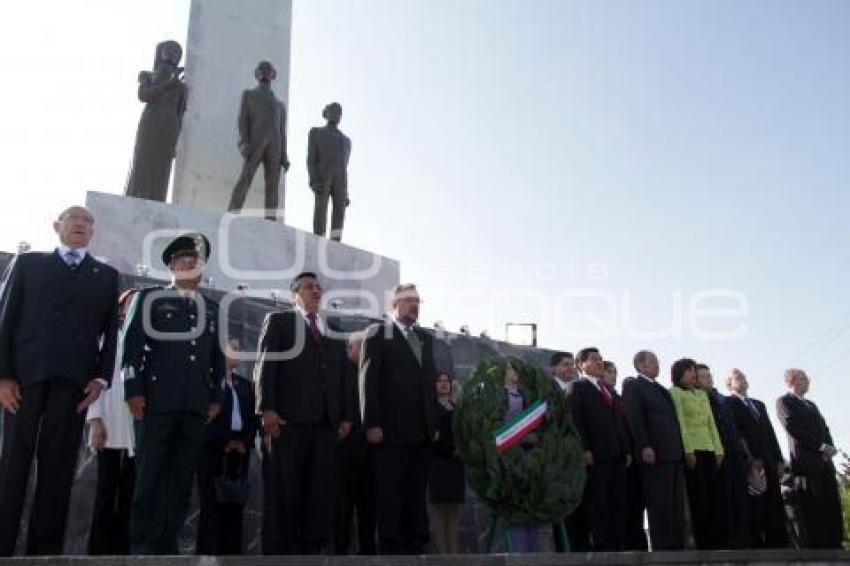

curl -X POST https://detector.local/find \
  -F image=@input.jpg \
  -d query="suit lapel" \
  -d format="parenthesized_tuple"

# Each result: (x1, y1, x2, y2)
(392, 324, 421, 367)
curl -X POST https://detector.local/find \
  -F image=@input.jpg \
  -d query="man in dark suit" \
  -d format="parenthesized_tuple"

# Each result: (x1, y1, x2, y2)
(196, 338, 257, 555)
(619, 375, 649, 551)
(549, 351, 590, 552)
(362, 283, 438, 554)
(776, 369, 844, 548)
(307, 102, 352, 241)
(621, 350, 686, 551)
(228, 60, 290, 220)
(333, 334, 377, 555)
(696, 364, 747, 549)
(725, 368, 788, 548)
(122, 233, 225, 554)
(0, 206, 119, 555)
(256, 271, 354, 554)
(570, 347, 632, 551)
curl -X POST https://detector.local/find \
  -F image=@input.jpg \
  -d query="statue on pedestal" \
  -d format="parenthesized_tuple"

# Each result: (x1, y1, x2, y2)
(227, 61, 290, 221)
(308, 103, 351, 242)
(125, 40, 187, 202)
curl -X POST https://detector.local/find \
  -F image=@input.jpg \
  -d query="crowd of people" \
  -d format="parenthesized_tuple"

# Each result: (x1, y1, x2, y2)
(546, 349, 844, 552)
(0, 205, 844, 556)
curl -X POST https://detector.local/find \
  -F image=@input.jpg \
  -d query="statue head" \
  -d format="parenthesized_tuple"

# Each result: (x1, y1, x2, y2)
(322, 102, 342, 126)
(155, 40, 183, 68)
(255, 61, 277, 84)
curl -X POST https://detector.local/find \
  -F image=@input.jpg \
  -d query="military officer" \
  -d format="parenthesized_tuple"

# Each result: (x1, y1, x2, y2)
(122, 233, 225, 555)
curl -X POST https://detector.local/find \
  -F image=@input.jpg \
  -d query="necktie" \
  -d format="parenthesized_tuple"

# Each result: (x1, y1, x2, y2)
(307, 312, 321, 344)
(64, 250, 80, 269)
(405, 326, 423, 365)
(745, 397, 760, 420)
(597, 380, 613, 406)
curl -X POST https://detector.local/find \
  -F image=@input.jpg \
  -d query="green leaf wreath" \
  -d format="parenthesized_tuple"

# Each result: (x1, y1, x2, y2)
(454, 356, 585, 524)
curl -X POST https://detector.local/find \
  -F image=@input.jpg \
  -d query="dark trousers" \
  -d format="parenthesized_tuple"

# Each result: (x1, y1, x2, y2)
(553, 489, 590, 552)
(130, 413, 205, 555)
(88, 448, 135, 555)
(375, 442, 430, 555)
(684, 451, 727, 549)
(724, 454, 750, 549)
(584, 459, 627, 551)
(268, 424, 334, 554)
(750, 462, 789, 548)
(0, 379, 86, 556)
(197, 449, 247, 555)
(641, 460, 686, 550)
(624, 462, 648, 550)
(797, 464, 844, 548)
(313, 174, 346, 241)
(260, 437, 277, 555)
(333, 431, 377, 555)
(228, 143, 282, 218)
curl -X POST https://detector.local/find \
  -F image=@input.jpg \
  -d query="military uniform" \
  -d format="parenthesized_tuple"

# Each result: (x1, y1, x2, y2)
(122, 285, 224, 554)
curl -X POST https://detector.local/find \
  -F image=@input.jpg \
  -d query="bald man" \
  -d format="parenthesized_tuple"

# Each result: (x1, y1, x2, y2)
(0, 206, 119, 555)
(776, 369, 844, 548)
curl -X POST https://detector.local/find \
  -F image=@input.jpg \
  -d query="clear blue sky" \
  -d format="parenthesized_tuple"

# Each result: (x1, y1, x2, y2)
(0, 0, 848, 453)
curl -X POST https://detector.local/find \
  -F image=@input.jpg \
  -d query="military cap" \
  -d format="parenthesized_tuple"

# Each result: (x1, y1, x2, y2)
(161, 232, 211, 266)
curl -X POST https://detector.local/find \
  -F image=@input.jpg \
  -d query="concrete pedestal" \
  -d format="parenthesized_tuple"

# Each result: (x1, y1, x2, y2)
(85, 192, 399, 317)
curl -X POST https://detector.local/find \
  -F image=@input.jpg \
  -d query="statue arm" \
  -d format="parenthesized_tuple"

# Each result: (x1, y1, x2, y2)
(137, 70, 180, 103)
(237, 91, 251, 150)
(279, 103, 289, 167)
(307, 128, 319, 187)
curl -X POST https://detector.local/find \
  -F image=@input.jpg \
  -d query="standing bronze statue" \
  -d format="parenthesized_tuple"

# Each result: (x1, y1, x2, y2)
(308, 103, 351, 241)
(228, 61, 290, 221)
(125, 40, 187, 202)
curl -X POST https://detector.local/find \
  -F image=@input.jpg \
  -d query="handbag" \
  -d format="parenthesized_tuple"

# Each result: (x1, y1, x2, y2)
(747, 459, 767, 495)
(213, 451, 250, 505)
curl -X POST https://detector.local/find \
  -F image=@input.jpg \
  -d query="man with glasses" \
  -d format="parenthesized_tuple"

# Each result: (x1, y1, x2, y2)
(255, 271, 354, 554)
(0, 206, 119, 555)
(362, 284, 438, 554)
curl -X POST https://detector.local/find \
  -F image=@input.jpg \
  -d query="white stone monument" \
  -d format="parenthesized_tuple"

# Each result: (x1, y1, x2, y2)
(86, 192, 400, 317)
(172, 0, 293, 216)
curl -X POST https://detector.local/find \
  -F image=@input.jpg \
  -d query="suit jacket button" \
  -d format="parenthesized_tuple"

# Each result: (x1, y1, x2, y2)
(189, 354, 196, 362)
(151, 375, 157, 382)
(190, 340, 197, 346)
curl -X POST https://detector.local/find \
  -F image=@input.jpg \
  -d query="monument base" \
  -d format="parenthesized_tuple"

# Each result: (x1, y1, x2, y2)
(85, 191, 399, 317)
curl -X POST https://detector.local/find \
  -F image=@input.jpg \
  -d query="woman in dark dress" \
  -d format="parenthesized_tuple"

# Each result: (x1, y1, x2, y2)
(125, 40, 187, 201)
(429, 370, 466, 554)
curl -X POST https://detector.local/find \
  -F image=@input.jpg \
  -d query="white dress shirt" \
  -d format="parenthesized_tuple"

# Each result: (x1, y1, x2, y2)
(225, 378, 243, 432)
(56, 244, 88, 263)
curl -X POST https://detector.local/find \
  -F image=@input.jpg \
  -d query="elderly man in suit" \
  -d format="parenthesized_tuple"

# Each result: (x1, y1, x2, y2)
(362, 283, 438, 554)
(307, 102, 351, 241)
(776, 369, 844, 548)
(726, 368, 788, 548)
(0, 206, 119, 556)
(549, 351, 590, 552)
(228, 60, 290, 221)
(570, 347, 632, 551)
(256, 271, 354, 554)
(621, 350, 686, 551)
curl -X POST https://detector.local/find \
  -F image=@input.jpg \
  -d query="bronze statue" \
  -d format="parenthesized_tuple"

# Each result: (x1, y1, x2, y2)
(228, 61, 290, 221)
(125, 40, 187, 202)
(307, 103, 351, 241)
